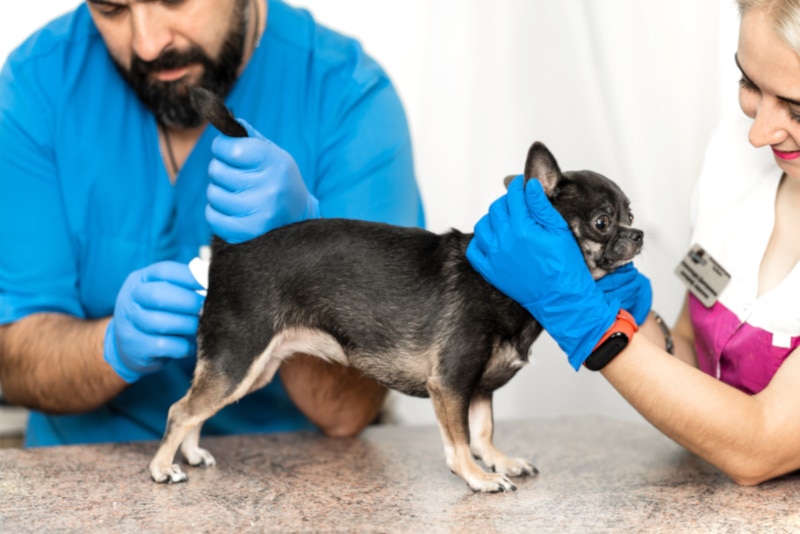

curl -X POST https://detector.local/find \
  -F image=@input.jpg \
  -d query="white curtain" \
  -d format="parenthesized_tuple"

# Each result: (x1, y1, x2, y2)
(0, 1, 744, 426)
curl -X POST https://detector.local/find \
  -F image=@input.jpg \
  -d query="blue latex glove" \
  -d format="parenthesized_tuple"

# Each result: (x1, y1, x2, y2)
(595, 263, 652, 325)
(467, 176, 619, 370)
(206, 120, 320, 244)
(103, 261, 205, 383)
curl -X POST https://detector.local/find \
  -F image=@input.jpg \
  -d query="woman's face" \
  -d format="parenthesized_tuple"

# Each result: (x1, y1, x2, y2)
(737, 7, 800, 179)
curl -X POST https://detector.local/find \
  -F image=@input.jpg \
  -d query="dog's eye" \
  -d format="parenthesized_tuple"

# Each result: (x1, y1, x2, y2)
(594, 216, 610, 232)
(628, 212, 634, 224)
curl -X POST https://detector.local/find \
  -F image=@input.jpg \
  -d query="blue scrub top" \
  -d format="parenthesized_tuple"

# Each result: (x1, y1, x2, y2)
(0, 0, 424, 446)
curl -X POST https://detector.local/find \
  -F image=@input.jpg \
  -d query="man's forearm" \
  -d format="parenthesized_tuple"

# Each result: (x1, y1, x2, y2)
(280, 354, 387, 437)
(0, 313, 127, 413)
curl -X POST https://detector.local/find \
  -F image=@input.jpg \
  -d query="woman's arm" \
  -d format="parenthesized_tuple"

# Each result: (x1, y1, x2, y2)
(602, 327, 800, 485)
(636, 297, 698, 367)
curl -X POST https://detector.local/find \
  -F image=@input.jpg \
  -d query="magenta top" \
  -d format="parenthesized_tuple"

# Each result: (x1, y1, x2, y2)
(690, 296, 800, 394)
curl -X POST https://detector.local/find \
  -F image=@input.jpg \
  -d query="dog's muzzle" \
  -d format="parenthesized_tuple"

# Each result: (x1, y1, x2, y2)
(601, 228, 644, 267)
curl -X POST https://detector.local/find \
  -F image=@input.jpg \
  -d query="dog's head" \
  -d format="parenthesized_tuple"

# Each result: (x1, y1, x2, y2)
(504, 142, 643, 279)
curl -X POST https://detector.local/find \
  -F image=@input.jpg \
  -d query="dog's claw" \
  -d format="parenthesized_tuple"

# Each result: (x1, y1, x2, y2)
(150, 464, 188, 484)
(489, 477, 516, 493)
(182, 447, 216, 468)
(489, 457, 538, 478)
(466, 472, 517, 493)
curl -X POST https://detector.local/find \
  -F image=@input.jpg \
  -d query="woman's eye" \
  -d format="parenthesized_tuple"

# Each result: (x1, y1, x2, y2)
(739, 76, 759, 93)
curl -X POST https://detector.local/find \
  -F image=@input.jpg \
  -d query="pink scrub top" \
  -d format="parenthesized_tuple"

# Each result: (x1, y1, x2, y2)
(687, 116, 800, 395)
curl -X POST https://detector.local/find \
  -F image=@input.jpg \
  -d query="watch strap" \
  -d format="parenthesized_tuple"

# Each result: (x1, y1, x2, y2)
(584, 309, 638, 371)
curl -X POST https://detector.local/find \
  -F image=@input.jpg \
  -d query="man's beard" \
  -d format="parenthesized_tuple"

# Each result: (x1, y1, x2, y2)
(114, 1, 249, 129)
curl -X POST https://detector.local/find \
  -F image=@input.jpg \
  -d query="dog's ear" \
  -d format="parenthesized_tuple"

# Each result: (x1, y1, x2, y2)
(523, 142, 563, 197)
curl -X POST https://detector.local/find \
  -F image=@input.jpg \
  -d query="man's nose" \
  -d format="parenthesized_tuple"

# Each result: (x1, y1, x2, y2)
(130, 6, 174, 63)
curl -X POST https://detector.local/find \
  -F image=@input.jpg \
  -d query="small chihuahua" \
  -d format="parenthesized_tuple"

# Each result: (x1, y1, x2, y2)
(149, 89, 643, 492)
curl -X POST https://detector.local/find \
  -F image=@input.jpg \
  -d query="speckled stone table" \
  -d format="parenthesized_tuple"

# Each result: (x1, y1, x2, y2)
(1, 416, 799, 533)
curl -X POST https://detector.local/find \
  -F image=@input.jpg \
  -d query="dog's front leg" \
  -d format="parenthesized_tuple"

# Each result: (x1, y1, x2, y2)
(468, 392, 538, 478)
(427, 377, 516, 492)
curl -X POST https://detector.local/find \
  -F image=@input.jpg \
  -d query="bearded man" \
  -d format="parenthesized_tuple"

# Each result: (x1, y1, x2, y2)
(0, 0, 424, 446)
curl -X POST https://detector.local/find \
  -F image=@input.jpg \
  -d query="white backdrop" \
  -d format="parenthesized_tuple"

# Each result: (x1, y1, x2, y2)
(0, 1, 743, 429)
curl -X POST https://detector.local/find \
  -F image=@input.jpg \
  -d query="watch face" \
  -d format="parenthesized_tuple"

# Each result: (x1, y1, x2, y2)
(584, 332, 629, 371)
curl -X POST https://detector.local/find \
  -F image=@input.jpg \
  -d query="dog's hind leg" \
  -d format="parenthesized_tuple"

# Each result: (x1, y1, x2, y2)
(468, 392, 537, 478)
(427, 377, 516, 492)
(149, 328, 330, 483)
(148, 359, 231, 483)
(149, 348, 284, 483)
(179, 421, 215, 468)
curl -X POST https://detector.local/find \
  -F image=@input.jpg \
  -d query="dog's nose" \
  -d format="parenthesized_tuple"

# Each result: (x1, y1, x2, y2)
(627, 229, 643, 243)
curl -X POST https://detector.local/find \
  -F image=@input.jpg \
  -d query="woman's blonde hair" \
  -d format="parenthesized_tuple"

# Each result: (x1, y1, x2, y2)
(737, 0, 800, 54)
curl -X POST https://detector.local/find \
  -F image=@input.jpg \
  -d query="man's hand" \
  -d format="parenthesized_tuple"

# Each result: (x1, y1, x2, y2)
(206, 121, 320, 244)
(104, 261, 205, 383)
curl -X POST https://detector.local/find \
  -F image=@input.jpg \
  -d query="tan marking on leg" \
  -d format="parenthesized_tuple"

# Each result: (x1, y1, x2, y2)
(180, 422, 215, 467)
(427, 377, 516, 492)
(468, 393, 537, 478)
(149, 359, 232, 483)
(240, 327, 347, 395)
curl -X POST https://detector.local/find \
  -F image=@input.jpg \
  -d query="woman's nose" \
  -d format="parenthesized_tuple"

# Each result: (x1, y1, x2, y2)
(748, 98, 789, 147)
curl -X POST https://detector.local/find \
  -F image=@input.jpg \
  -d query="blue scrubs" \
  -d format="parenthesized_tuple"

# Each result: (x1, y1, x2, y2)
(0, 0, 424, 446)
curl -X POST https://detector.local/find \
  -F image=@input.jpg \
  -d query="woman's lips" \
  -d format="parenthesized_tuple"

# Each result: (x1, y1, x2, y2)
(772, 147, 800, 160)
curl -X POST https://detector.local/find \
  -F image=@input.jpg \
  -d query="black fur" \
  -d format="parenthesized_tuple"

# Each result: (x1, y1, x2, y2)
(200, 221, 542, 398)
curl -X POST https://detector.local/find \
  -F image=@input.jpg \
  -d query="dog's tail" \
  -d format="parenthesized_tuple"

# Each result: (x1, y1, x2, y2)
(186, 84, 248, 138)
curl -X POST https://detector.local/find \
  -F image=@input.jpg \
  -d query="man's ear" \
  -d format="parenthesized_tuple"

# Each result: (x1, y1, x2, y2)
(523, 141, 563, 197)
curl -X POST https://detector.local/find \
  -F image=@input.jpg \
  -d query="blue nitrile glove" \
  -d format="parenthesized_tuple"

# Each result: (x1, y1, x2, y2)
(466, 176, 619, 370)
(103, 261, 205, 383)
(595, 263, 652, 325)
(206, 120, 320, 244)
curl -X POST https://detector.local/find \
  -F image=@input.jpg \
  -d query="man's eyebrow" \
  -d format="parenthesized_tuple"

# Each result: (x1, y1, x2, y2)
(735, 52, 800, 107)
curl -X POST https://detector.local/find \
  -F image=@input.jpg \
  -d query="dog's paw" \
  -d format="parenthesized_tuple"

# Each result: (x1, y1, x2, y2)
(150, 463, 189, 484)
(491, 457, 539, 478)
(465, 471, 517, 493)
(182, 447, 216, 468)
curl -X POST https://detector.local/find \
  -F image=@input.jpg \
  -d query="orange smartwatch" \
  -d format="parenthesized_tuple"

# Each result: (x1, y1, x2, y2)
(583, 309, 638, 371)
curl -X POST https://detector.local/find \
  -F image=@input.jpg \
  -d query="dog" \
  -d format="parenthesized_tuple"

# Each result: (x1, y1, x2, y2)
(149, 89, 643, 492)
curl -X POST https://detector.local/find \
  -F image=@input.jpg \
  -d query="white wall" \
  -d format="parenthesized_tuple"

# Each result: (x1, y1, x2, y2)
(0, 1, 743, 429)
